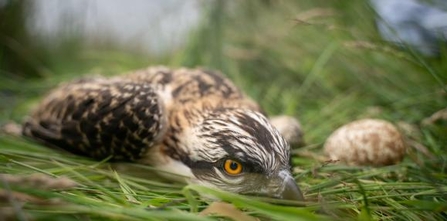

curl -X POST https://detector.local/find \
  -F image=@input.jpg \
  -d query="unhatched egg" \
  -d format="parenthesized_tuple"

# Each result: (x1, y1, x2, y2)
(324, 119, 407, 166)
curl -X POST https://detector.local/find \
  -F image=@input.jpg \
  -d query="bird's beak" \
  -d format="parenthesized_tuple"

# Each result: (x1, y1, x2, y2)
(273, 170, 305, 201)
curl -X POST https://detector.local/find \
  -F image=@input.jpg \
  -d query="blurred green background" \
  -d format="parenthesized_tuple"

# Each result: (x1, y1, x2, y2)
(0, 0, 446, 220)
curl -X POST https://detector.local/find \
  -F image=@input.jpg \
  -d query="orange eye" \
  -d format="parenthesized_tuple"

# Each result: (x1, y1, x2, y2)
(224, 159, 243, 175)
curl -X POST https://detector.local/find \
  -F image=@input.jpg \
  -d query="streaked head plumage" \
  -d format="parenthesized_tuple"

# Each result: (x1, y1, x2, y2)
(177, 108, 303, 200)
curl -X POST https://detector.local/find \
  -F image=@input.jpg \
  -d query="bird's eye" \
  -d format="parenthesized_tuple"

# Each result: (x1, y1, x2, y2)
(223, 159, 243, 175)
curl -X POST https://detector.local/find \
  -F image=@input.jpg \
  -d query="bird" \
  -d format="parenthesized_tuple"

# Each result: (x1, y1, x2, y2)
(22, 66, 304, 201)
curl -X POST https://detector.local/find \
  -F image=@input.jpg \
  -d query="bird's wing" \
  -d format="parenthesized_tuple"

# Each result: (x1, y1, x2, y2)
(22, 77, 166, 161)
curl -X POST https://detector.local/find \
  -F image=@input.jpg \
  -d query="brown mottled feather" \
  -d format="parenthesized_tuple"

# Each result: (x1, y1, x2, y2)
(22, 67, 260, 161)
(23, 77, 165, 160)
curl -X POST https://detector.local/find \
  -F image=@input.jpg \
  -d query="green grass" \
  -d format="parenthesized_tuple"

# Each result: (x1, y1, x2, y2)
(1, 1, 447, 220)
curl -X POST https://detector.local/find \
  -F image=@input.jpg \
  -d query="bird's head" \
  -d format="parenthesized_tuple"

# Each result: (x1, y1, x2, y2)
(178, 108, 304, 201)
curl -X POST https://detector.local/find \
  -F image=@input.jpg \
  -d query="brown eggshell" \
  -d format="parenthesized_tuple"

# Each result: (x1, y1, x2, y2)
(324, 119, 407, 166)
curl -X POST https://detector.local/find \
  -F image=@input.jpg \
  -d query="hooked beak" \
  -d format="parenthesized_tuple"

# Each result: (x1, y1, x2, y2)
(273, 170, 305, 201)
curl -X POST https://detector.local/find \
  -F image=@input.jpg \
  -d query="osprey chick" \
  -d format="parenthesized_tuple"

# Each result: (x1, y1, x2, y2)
(23, 67, 304, 201)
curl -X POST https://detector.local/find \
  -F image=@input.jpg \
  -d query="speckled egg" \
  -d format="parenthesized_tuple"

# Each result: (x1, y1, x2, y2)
(323, 119, 407, 166)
